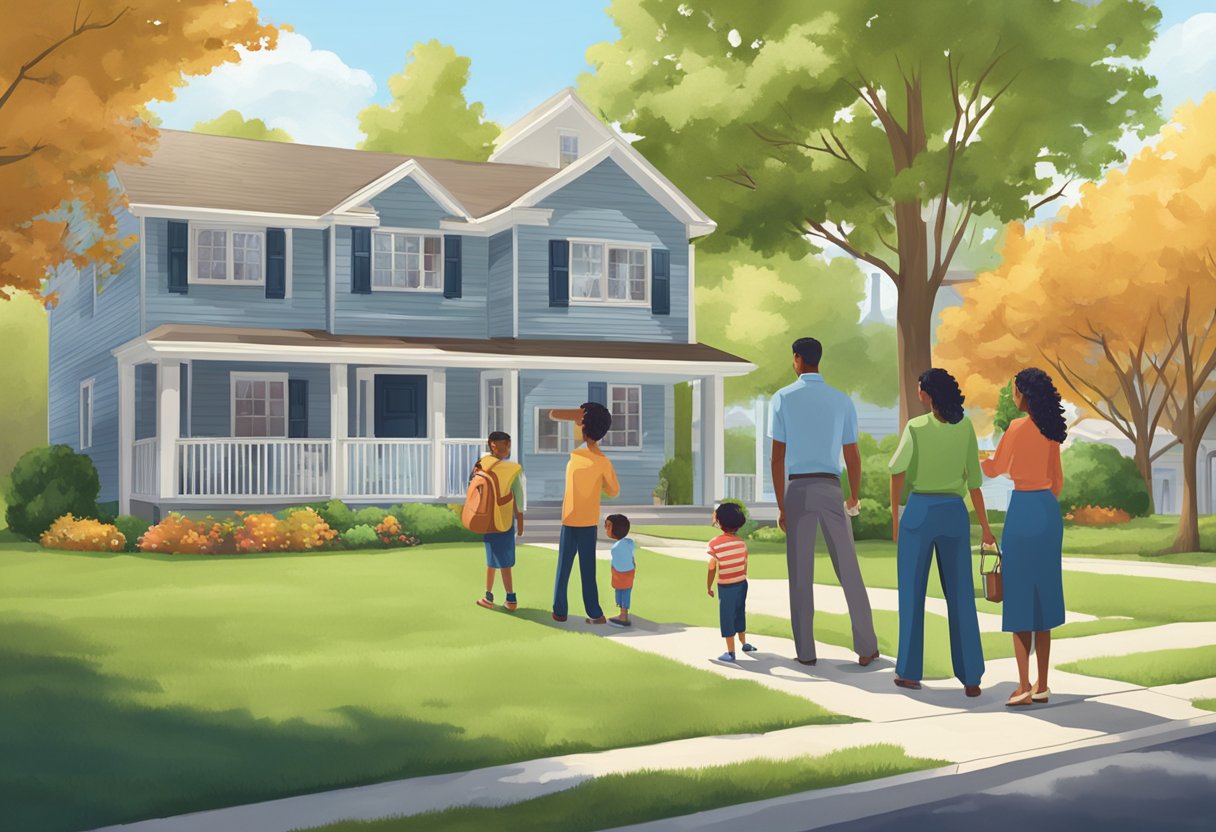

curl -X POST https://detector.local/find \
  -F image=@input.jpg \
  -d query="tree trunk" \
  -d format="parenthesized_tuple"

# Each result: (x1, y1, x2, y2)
(1170, 436, 1201, 553)
(895, 267, 934, 429)
(1132, 437, 1157, 515)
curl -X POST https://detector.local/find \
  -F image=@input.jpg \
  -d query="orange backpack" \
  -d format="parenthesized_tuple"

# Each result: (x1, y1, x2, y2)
(461, 458, 514, 534)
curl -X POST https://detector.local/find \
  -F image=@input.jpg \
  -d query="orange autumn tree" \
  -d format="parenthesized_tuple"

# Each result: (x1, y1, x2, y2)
(0, 1, 279, 302)
(939, 94, 1216, 551)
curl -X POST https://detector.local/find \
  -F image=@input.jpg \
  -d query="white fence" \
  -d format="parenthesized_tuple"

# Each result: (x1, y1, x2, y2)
(443, 439, 485, 499)
(724, 473, 757, 504)
(132, 438, 158, 498)
(177, 439, 332, 499)
(344, 439, 432, 500)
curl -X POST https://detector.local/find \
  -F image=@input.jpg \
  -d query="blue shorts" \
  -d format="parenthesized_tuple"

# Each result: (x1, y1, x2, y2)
(718, 580, 748, 637)
(484, 529, 516, 569)
(615, 588, 633, 609)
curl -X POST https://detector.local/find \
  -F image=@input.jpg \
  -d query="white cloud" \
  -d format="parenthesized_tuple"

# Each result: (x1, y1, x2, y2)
(1144, 12, 1216, 117)
(151, 31, 376, 148)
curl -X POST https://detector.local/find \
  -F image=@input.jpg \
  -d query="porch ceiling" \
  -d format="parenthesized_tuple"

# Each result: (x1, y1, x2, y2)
(113, 325, 755, 377)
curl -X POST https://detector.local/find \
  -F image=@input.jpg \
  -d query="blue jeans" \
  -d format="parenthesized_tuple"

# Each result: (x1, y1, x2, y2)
(717, 580, 748, 637)
(896, 494, 985, 686)
(615, 588, 633, 609)
(553, 525, 603, 619)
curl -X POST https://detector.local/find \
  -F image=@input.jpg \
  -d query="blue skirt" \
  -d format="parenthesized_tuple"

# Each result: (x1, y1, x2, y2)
(1000, 490, 1065, 632)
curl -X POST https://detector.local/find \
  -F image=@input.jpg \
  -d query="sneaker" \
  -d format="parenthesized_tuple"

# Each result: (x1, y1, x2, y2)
(608, 617, 632, 628)
(585, 616, 608, 625)
(552, 612, 568, 622)
(504, 593, 518, 612)
(476, 597, 495, 610)
(717, 652, 737, 662)
(741, 643, 758, 653)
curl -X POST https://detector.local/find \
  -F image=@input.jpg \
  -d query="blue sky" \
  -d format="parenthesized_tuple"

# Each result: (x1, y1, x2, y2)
(154, 0, 1216, 147)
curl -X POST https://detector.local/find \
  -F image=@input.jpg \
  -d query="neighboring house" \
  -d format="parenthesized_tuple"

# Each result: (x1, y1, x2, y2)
(48, 89, 753, 520)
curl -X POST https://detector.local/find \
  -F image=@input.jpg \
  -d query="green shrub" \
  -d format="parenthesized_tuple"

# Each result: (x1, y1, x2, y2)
(841, 432, 899, 506)
(852, 498, 892, 540)
(749, 524, 786, 543)
(3, 445, 100, 540)
(352, 506, 393, 528)
(113, 515, 151, 552)
(341, 524, 380, 549)
(717, 497, 758, 537)
(658, 457, 693, 505)
(388, 502, 478, 543)
(993, 381, 1021, 434)
(315, 500, 357, 533)
(725, 427, 756, 474)
(1059, 442, 1151, 517)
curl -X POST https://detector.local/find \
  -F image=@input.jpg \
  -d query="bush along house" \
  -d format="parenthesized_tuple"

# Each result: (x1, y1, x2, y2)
(47, 89, 753, 520)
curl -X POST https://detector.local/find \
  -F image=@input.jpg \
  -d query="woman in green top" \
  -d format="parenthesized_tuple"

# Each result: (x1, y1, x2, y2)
(888, 369, 998, 697)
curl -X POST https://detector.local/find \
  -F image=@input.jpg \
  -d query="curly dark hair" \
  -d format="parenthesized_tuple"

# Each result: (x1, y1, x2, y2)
(1014, 368, 1067, 443)
(918, 368, 966, 425)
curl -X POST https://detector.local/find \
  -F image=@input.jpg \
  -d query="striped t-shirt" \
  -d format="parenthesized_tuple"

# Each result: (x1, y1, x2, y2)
(707, 533, 749, 585)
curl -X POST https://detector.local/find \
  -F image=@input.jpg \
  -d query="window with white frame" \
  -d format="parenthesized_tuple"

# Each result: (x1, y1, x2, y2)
(559, 133, 579, 167)
(372, 230, 442, 290)
(535, 408, 575, 454)
(485, 378, 505, 435)
(569, 241, 648, 304)
(79, 379, 94, 449)
(192, 227, 265, 284)
(603, 384, 641, 449)
(231, 373, 287, 438)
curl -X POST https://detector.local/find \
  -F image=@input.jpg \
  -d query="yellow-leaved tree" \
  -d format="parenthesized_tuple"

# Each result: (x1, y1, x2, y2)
(939, 94, 1216, 552)
(0, 1, 280, 303)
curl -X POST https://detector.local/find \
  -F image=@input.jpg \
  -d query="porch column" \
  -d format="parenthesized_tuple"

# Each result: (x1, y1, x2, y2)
(431, 370, 447, 498)
(691, 379, 703, 505)
(330, 364, 348, 500)
(118, 359, 135, 514)
(700, 375, 725, 505)
(506, 368, 522, 508)
(156, 360, 180, 500)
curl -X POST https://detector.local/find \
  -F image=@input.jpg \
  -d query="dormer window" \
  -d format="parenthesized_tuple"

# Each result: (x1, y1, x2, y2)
(559, 133, 579, 167)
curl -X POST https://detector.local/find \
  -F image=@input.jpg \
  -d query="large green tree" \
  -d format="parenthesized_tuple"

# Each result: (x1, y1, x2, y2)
(359, 40, 499, 160)
(0, 293, 47, 484)
(697, 246, 897, 405)
(194, 110, 292, 142)
(581, 0, 1161, 427)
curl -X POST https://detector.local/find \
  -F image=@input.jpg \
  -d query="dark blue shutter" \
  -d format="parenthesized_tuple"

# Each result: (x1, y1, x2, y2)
(168, 220, 189, 294)
(651, 248, 670, 315)
(549, 239, 569, 308)
(265, 228, 286, 299)
(443, 235, 462, 298)
(587, 382, 608, 407)
(288, 379, 308, 438)
(351, 227, 371, 294)
(179, 363, 189, 437)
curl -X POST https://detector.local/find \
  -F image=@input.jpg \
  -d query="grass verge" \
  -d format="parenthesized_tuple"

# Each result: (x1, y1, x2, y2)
(1059, 645, 1216, 687)
(306, 744, 946, 832)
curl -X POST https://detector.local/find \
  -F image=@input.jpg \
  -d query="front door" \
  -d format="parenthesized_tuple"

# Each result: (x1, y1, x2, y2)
(374, 375, 427, 438)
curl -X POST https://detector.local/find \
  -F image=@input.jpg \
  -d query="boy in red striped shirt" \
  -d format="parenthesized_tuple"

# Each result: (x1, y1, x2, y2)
(707, 502, 756, 662)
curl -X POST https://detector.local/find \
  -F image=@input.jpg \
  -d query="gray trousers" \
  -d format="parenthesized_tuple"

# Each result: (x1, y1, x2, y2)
(785, 477, 878, 661)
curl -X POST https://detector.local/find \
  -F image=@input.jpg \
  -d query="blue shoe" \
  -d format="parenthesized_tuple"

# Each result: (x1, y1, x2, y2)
(742, 643, 758, 653)
(717, 652, 737, 662)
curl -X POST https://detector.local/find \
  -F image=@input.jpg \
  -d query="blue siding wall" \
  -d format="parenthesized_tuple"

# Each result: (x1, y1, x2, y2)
(189, 361, 330, 438)
(333, 178, 490, 337)
(446, 368, 481, 438)
(519, 370, 667, 504)
(517, 159, 689, 342)
(487, 230, 514, 337)
(47, 206, 142, 503)
(144, 220, 327, 331)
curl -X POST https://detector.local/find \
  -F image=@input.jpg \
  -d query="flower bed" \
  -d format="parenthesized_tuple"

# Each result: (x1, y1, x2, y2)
(1065, 505, 1132, 526)
(39, 514, 126, 552)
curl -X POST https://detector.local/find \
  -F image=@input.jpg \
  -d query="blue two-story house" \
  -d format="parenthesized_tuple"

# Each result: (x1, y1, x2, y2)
(48, 89, 752, 519)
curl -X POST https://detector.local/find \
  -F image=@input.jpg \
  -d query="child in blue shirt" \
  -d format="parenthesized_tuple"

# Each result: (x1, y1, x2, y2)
(606, 514, 635, 628)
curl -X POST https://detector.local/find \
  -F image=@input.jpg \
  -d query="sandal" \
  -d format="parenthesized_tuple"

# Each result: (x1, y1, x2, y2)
(1006, 688, 1034, 707)
(1032, 686, 1050, 703)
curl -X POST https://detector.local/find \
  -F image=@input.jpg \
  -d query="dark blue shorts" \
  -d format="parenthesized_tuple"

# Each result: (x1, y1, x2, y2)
(718, 580, 748, 637)
(484, 529, 516, 569)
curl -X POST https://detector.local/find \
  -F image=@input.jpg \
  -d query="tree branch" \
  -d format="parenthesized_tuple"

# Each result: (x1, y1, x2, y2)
(0, 143, 46, 166)
(803, 219, 898, 281)
(1029, 179, 1074, 213)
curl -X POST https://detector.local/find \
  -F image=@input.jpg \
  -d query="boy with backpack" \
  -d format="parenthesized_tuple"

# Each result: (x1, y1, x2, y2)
(463, 430, 525, 611)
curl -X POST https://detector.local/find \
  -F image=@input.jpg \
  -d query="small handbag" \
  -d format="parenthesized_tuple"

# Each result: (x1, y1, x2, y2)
(980, 543, 1003, 603)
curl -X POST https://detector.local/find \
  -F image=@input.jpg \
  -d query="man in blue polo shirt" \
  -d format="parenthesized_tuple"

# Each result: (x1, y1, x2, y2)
(769, 337, 879, 668)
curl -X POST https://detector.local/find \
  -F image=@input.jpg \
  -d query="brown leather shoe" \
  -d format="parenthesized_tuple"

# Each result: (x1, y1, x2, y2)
(552, 613, 567, 622)
(894, 677, 922, 690)
(585, 616, 608, 625)
(965, 685, 982, 698)
(859, 650, 880, 667)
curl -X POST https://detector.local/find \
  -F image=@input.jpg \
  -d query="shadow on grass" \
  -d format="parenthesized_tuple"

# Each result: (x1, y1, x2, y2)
(0, 619, 519, 832)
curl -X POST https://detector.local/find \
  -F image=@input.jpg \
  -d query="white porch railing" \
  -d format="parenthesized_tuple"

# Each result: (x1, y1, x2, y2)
(177, 439, 332, 499)
(345, 439, 432, 499)
(132, 438, 158, 498)
(443, 439, 485, 499)
(724, 473, 757, 504)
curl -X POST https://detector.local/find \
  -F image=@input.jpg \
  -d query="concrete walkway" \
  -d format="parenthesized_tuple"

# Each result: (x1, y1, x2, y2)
(1060, 556, 1216, 584)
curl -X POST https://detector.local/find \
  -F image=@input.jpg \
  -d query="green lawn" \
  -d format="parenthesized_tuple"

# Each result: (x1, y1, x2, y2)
(1059, 645, 1216, 687)
(307, 745, 946, 832)
(0, 537, 847, 832)
(1194, 698, 1216, 712)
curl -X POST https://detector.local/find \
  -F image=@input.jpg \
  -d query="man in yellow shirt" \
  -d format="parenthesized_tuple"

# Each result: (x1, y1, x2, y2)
(549, 402, 620, 624)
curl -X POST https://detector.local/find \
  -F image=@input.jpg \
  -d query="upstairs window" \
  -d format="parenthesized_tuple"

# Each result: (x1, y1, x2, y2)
(373, 230, 442, 291)
(535, 407, 575, 454)
(192, 227, 265, 285)
(484, 377, 505, 435)
(569, 241, 649, 305)
(231, 373, 287, 438)
(603, 384, 642, 449)
(559, 133, 579, 167)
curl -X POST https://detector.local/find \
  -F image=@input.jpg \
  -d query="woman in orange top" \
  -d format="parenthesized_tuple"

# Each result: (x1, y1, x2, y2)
(981, 368, 1067, 707)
